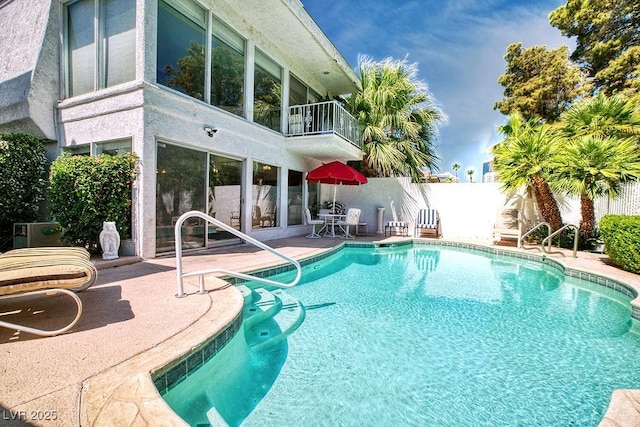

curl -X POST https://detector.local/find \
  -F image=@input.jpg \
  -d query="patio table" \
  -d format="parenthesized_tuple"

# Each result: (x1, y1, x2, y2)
(318, 213, 346, 238)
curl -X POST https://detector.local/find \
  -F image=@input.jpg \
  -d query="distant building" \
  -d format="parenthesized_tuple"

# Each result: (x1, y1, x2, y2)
(482, 160, 498, 183)
(423, 171, 457, 183)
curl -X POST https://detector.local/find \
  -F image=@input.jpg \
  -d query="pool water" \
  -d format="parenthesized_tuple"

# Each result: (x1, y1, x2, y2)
(163, 245, 640, 426)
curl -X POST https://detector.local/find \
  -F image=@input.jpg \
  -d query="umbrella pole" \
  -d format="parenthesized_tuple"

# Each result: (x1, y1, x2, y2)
(333, 185, 337, 213)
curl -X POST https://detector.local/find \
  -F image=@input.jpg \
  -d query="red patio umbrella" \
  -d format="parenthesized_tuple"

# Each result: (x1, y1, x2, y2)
(306, 161, 368, 211)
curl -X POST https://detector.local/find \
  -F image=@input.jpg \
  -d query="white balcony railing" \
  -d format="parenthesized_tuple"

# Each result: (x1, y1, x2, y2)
(287, 100, 362, 150)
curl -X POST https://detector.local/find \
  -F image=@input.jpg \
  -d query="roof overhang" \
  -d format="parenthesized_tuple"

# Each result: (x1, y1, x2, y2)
(218, 0, 361, 95)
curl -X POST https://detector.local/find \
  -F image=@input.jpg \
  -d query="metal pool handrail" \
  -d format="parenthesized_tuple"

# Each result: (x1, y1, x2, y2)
(541, 224, 579, 258)
(174, 210, 302, 298)
(520, 222, 551, 251)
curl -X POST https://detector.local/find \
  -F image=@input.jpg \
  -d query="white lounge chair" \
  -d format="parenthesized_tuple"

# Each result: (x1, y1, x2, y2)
(304, 208, 324, 238)
(0, 247, 97, 336)
(493, 208, 523, 247)
(415, 208, 441, 238)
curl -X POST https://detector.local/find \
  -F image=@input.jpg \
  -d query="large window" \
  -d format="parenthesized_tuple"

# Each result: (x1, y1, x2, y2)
(254, 50, 282, 132)
(252, 161, 279, 228)
(157, 1, 246, 114)
(210, 16, 245, 117)
(65, 0, 135, 97)
(157, 0, 206, 101)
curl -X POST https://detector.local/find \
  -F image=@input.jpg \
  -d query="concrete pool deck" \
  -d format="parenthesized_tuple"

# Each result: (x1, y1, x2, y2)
(1, 235, 640, 426)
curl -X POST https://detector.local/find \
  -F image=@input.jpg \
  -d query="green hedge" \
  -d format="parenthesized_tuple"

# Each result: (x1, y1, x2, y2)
(599, 215, 640, 274)
(0, 133, 47, 250)
(48, 152, 139, 253)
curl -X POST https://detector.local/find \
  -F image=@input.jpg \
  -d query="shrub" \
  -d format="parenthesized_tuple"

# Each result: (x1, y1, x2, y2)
(599, 215, 640, 274)
(0, 133, 47, 250)
(48, 152, 139, 252)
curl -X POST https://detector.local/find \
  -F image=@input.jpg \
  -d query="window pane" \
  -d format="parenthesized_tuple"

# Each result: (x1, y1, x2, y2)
(96, 138, 132, 155)
(104, 0, 136, 87)
(67, 0, 95, 96)
(254, 50, 281, 131)
(289, 74, 307, 107)
(211, 19, 245, 117)
(252, 162, 279, 228)
(208, 155, 243, 241)
(157, 0, 206, 101)
(308, 181, 320, 216)
(156, 142, 207, 252)
(63, 144, 91, 156)
(287, 170, 303, 225)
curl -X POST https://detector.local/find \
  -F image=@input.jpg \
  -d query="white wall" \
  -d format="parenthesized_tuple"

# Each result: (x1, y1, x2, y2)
(319, 178, 589, 240)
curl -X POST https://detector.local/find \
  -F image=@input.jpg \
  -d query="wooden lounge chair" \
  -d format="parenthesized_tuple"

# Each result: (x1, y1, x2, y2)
(0, 247, 97, 336)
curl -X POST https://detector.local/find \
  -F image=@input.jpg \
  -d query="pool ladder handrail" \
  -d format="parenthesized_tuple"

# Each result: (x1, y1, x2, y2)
(520, 222, 551, 251)
(541, 224, 579, 258)
(174, 210, 302, 298)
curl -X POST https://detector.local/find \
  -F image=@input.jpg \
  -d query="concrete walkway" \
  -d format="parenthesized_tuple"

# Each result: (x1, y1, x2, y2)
(0, 236, 639, 426)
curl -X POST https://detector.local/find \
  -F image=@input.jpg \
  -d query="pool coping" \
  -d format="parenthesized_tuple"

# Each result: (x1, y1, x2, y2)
(79, 238, 640, 426)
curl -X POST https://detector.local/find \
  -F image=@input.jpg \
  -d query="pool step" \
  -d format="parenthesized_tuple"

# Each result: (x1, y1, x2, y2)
(243, 288, 305, 351)
(242, 287, 281, 328)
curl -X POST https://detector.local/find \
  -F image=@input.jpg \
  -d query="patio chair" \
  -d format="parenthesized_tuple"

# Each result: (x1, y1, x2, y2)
(414, 208, 441, 238)
(493, 208, 523, 247)
(304, 208, 324, 238)
(0, 247, 97, 336)
(385, 200, 408, 237)
(252, 205, 275, 227)
(337, 208, 361, 239)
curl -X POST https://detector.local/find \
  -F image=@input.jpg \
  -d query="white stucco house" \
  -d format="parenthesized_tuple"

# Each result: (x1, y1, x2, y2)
(0, 0, 363, 258)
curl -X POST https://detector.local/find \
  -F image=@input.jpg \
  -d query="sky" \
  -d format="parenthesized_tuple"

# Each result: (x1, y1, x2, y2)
(302, 0, 574, 182)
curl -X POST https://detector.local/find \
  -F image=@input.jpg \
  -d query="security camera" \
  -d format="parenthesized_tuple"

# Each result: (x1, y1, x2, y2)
(203, 126, 218, 137)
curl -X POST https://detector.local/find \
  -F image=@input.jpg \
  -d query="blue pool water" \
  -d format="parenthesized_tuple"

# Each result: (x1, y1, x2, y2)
(163, 245, 640, 426)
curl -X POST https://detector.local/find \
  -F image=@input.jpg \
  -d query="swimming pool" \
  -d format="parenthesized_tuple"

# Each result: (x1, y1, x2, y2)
(162, 244, 640, 426)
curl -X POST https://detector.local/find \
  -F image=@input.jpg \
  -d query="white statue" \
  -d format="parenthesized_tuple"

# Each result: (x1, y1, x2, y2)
(99, 221, 120, 260)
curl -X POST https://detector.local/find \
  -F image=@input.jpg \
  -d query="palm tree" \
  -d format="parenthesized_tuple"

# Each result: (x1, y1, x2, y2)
(452, 163, 460, 181)
(557, 94, 640, 140)
(552, 135, 640, 237)
(554, 95, 640, 237)
(344, 56, 446, 182)
(492, 113, 564, 231)
(466, 169, 474, 183)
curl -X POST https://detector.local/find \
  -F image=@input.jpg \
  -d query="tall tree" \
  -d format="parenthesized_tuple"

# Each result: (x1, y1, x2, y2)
(553, 95, 640, 236)
(555, 94, 640, 140)
(466, 169, 474, 183)
(494, 43, 589, 122)
(552, 135, 640, 237)
(550, 0, 640, 95)
(452, 163, 460, 181)
(344, 56, 445, 182)
(492, 114, 564, 231)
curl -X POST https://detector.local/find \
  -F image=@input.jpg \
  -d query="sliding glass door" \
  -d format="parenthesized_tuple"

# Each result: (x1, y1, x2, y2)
(156, 142, 243, 253)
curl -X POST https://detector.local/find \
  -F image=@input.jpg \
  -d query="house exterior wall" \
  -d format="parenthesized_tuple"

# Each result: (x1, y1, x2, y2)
(0, 0, 59, 140)
(0, 0, 363, 258)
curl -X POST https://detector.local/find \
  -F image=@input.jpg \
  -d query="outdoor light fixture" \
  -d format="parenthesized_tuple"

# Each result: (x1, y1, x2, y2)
(203, 126, 217, 137)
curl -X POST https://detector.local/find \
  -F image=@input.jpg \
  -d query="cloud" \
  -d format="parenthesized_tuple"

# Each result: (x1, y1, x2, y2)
(303, 0, 574, 179)
(394, 2, 573, 174)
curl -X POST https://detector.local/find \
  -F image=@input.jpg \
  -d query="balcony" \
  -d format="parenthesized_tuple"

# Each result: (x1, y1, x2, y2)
(285, 100, 363, 162)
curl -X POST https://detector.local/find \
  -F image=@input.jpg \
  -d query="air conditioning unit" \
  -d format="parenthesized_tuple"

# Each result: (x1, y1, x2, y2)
(13, 222, 63, 249)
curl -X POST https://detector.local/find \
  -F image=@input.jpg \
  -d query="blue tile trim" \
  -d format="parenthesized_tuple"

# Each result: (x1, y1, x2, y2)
(153, 310, 243, 394)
